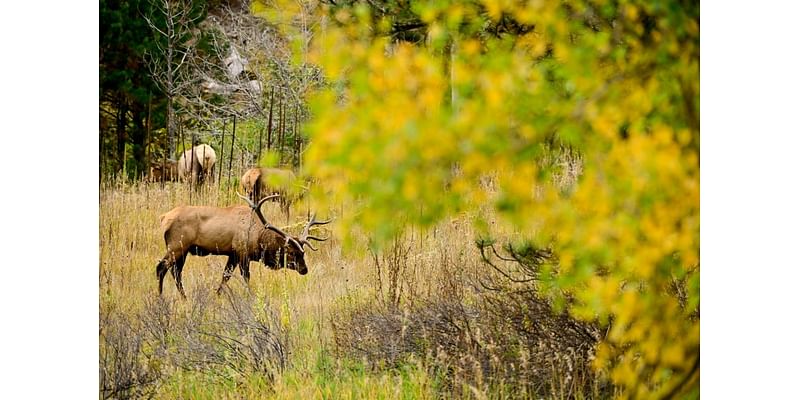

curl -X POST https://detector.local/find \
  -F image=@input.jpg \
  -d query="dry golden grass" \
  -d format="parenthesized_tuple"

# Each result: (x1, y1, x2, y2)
(100, 178, 604, 399)
(100, 181, 446, 398)
(101, 181, 356, 310)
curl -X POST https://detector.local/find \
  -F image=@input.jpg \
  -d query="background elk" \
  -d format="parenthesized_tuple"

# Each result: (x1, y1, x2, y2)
(240, 167, 307, 221)
(155, 193, 331, 298)
(178, 143, 217, 186)
(147, 159, 178, 182)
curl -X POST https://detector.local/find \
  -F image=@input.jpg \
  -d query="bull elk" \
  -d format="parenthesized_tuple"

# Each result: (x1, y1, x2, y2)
(240, 167, 307, 221)
(155, 192, 331, 298)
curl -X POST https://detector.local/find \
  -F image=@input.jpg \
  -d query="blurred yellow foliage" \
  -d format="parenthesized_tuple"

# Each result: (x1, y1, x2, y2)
(255, 0, 699, 397)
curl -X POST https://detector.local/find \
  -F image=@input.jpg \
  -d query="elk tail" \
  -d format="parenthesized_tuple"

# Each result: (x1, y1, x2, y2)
(159, 211, 177, 233)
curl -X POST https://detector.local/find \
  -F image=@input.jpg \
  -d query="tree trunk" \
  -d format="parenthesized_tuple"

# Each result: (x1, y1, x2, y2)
(259, 88, 273, 163)
(130, 105, 147, 178)
(116, 96, 128, 176)
(257, 121, 263, 165)
(145, 93, 152, 177)
(278, 98, 285, 165)
(267, 88, 274, 152)
(191, 130, 196, 185)
(218, 118, 226, 187)
(443, 36, 457, 111)
(167, 95, 176, 159)
(165, 1, 177, 160)
(100, 127, 106, 181)
(292, 106, 300, 167)
(228, 115, 236, 184)
(179, 115, 186, 180)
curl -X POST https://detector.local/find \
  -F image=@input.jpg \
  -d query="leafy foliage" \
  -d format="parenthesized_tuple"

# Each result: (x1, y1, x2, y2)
(101, 0, 166, 176)
(268, 0, 700, 397)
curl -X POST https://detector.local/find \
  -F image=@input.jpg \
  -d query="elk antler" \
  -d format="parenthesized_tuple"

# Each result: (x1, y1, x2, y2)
(236, 192, 303, 251)
(237, 192, 279, 224)
(299, 212, 333, 251)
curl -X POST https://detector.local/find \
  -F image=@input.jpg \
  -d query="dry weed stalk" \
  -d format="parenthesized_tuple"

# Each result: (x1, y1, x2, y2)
(331, 227, 610, 398)
(100, 286, 287, 398)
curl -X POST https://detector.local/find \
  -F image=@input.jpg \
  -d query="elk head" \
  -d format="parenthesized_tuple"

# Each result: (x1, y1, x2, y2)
(236, 192, 331, 275)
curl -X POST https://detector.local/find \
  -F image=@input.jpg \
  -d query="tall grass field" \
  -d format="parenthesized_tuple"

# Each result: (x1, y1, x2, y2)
(100, 179, 607, 399)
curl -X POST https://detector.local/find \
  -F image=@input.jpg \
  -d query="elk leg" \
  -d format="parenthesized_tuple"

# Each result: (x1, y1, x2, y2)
(156, 259, 170, 296)
(239, 260, 254, 293)
(240, 261, 251, 284)
(216, 256, 237, 295)
(173, 255, 187, 299)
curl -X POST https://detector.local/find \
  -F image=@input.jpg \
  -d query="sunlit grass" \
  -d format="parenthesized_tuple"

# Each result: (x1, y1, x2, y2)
(100, 178, 602, 399)
(100, 181, 446, 398)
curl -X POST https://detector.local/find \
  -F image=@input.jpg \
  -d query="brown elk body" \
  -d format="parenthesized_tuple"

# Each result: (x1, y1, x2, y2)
(147, 159, 178, 182)
(156, 194, 330, 298)
(240, 167, 305, 221)
(178, 144, 217, 186)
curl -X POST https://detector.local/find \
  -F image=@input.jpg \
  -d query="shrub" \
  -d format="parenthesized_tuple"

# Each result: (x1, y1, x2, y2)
(100, 287, 287, 398)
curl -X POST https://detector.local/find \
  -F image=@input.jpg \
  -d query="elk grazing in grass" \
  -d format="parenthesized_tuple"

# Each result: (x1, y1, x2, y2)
(147, 159, 178, 182)
(155, 192, 331, 298)
(178, 144, 217, 186)
(240, 167, 307, 221)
